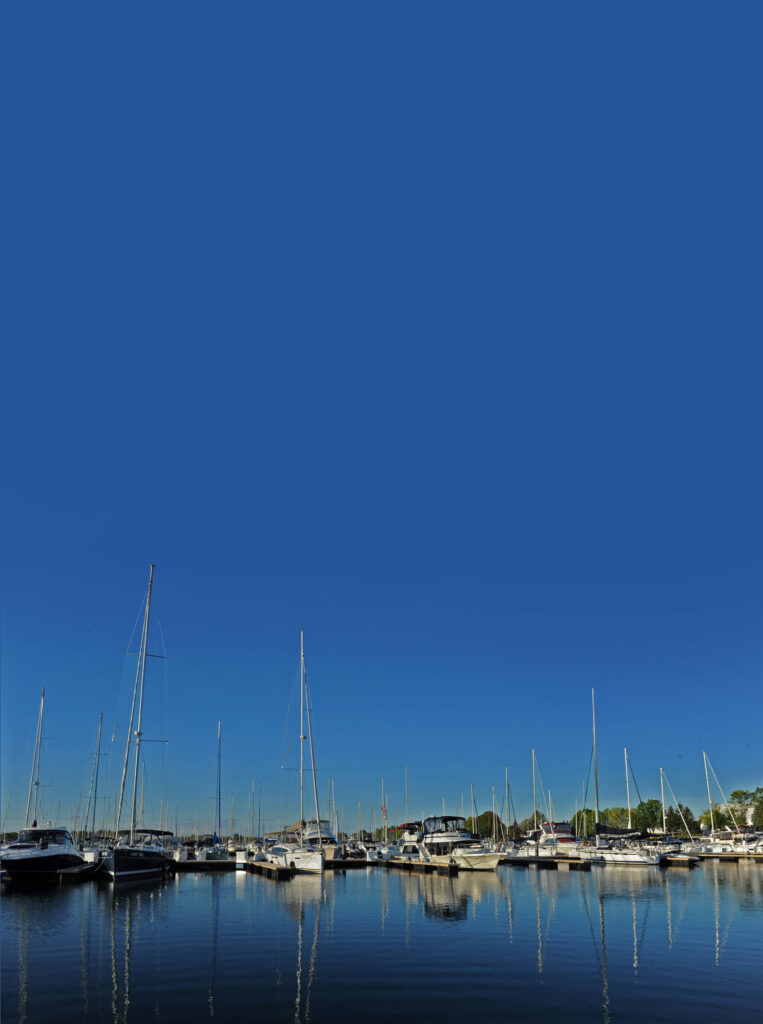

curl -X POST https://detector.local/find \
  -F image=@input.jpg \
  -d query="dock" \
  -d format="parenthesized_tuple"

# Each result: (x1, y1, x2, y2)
(244, 860, 294, 881)
(694, 851, 763, 863)
(171, 859, 236, 873)
(501, 855, 591, 870)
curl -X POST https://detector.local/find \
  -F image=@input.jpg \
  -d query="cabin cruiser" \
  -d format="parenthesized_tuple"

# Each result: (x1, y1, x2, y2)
(1, 826, 86, 881)
(100, 828, 174, 879)
(392, 822, 424, 861)
(419, 816, 501, 871)
(266, 838, 325, 874)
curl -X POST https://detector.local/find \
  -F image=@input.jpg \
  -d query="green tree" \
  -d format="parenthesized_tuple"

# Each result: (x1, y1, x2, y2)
(601, 806, 629, 828)
(570, 809, 596, 838)
(664, 803, 697, 836)
(634, 799, 662, 831)
(698, 807, 733, 830)
(465, 811, 504, 839)
(728, 788, 763, 829)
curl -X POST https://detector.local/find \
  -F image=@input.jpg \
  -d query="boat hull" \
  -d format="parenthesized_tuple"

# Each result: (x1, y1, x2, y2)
(1, 850, 86, 881)
(267, 849, 324, 873)
(427, 851, 501, 871)
(101, 846, 168, 879)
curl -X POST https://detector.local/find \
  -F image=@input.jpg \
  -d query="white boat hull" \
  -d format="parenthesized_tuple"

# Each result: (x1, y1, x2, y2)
(267, 848, 325, 873)
(427, 851, 501, 871)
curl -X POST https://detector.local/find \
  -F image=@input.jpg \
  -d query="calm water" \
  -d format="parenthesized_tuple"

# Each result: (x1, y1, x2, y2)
(2, 862, 762, 1023)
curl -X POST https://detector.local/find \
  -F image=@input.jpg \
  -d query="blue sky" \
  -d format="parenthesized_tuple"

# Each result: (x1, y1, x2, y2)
(2, 4, 761, 835)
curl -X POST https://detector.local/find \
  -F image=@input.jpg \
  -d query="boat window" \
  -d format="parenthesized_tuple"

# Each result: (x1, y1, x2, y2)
(16, 829, 69, 844)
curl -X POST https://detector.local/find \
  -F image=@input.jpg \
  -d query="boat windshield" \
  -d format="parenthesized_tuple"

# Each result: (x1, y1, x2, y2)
(14, 829, 72, 845)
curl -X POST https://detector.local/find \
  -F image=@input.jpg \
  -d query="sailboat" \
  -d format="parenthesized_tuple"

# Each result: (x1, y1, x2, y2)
(197, 720, 229, 861)
(101, 565, 174, 880)
(589, 695, 658, 866)
(267, 632, 325, 873)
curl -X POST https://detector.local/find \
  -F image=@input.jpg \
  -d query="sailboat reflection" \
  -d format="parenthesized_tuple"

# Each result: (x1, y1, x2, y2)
(275, 874, 324, 1023)
(101, 877, 165, 1022)
(209, 874, 221, 1016)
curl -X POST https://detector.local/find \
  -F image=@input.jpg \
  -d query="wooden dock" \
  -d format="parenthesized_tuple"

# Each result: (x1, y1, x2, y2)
(384, 858, 458, 876)
(501, 856, 591, 870)
(694, 852, 763, 863)
(244, 860, 294, 881)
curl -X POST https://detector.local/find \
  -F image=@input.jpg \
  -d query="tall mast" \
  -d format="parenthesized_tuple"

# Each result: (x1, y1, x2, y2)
(216, 719, 222, 842)
(592, 689, 600, 826)
(660, 766, 667, 834)
(381, 778, 386, 843)
(624, 748, 632, 829)
(84, 712, 103, 838)
(25, 687, 45, 827)
(302, 639, 322, 845)
(128, 563, 156, 843)
(300, 631, 305, 830)
(702, 750, 715, 833)
(532, 748, 537, 831)
(404, 765, 409, 822)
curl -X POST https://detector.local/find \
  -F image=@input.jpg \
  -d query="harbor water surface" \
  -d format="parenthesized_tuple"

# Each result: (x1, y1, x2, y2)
(2, 862, 762, 1023)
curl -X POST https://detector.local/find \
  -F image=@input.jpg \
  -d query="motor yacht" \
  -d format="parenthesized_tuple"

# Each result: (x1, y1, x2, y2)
(419, 816, 501, 871)
(1, 826, 86, 881)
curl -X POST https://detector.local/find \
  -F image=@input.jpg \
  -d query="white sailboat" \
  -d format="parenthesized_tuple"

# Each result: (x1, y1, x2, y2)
(267, 633, 325, 874)
(196, 720, 229, 861)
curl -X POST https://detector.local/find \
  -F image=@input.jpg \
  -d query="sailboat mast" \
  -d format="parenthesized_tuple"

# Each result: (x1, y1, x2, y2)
(303, 647, 322, 845)
(300, 631, 305, 829)
(532, 749, 537, 831)
(592, 689, 600, 826)
(128, 563, 156, 843)
(86, 712, 103, 837)
(25, 687, 45, 827)
(404, 765, 408, 822)
(216, 719, 222, 842)
(624, 748, 632, 829)
(660, 766, 666, 834)
(702, 750, 715, 833)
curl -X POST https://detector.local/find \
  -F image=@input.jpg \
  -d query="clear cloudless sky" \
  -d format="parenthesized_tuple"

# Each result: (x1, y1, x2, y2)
(2, 3, 762, 836)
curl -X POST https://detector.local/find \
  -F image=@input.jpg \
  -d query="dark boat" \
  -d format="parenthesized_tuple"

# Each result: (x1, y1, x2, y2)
(1, 827, 86, 882)
(100, 828, 173, 880)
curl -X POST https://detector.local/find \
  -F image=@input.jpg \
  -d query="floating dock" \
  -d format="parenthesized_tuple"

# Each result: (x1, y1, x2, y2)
(172, 859, 236, 873)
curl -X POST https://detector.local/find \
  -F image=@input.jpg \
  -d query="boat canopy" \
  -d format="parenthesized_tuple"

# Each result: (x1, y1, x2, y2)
(422, 816, 468, 835)
(117, 828, 175, 837)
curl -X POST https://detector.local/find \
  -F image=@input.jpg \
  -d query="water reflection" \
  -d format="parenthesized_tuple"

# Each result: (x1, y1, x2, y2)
(397, 868, 506, 924)
(2, 864, 762, 1023)
(274, 875, 323, 1023)
(102, 877, 167, 1022)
